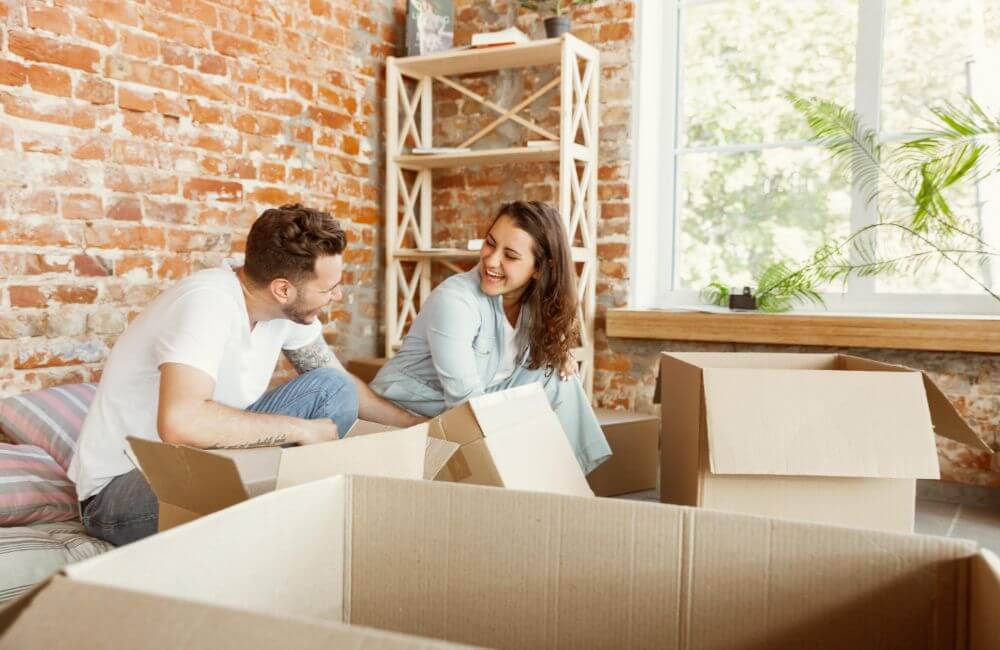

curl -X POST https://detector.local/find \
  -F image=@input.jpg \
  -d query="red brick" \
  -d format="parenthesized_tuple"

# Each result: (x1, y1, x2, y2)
(20, 132, 64, 155)
(162, 42, 195, 69)
(188, 99, 226, 124)
(248, 90, 301, 116)
(115, 254, 153, 277)
(83, 1, 139, 26)
(27, 5, 72, 35)
(9, 286, 46, 308)
(119, 86, 155, 112)
(289, 78, 313, 100)
(70, 136, 107, 160)
(154, 93, 187, 118)
(9, 31, 101, 73)
(600, 203, 629, 219)
(0, 60, 28, 87)
(21, 190, 59, 215)
(197, 53, 228, 76)
(212, 30, 262, 58)
(74, 14, 118, 46)
(308, 106, 351, 130)
(183, 177, 242, 202)
(73, 254, 111, 277)
(111, 139, 158, 167)
(104, 165, 177, 194)
(141, 10, 208, 49)
(76, 74, 115, 105)
(85, 222, 166, 250)
(23, 254, 71, 275)
(62, 193, 103, 219)
(180, 71, 234, 101)
(260, 162, 285, 183)
(248, 186, 299, 206)
(106, 56, 179, 92)
(341, 135, 359, 156)
(143, 197, 193, 224)
(156, 256, 191, 279)
(107, 196, 143, 221)
(122, 110, 163, 139)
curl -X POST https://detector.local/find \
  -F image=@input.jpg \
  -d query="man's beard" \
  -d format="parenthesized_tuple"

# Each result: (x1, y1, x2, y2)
(281, 297, 317, 325)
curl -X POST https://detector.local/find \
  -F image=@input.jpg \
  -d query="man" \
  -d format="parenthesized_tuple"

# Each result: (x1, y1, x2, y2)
(68, 203, 422, 545)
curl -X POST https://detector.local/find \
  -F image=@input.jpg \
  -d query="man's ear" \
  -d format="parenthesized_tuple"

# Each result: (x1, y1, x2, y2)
(269, 278, 295, 304)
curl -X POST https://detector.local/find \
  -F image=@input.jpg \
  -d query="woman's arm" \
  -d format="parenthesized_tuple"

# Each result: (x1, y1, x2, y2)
(425, 287, 488, 408)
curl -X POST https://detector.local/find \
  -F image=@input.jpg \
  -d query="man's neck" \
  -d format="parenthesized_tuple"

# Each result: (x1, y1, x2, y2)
(234, 267, 274, 329)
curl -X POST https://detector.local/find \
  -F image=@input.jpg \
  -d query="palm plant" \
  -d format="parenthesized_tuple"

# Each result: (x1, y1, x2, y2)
(516, 0, 597, 17)
(703, 95, 1000, 312)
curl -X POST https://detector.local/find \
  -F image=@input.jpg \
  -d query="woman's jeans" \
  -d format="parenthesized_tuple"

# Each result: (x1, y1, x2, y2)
(80, 367, 358, 546)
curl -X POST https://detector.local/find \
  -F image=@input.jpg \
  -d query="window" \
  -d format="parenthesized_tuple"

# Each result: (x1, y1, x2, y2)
(632, 0, 1000, 314)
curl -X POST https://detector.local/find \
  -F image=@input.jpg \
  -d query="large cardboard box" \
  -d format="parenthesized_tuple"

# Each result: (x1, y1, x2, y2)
(655, 352, 992, 532)
(587, 409, 659, 496)
(427, 383, 593, 496)
(3, 475, 998, 649)
(130, 424, 457, 531)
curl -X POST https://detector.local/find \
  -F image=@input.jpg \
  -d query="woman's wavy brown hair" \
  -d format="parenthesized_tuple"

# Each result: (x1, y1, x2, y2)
(490, 201, 578, 372)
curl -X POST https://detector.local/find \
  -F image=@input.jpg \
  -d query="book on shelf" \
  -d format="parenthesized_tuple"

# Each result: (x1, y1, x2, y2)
(411, 146, 471, 154)
(526, 139, 558, 148)
(470, 26, 529, 48)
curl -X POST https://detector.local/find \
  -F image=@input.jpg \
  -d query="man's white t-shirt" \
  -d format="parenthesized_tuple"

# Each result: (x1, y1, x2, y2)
(68, 262, 331, 500)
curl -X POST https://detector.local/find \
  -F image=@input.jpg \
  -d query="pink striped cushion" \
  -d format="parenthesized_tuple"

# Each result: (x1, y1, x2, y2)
(0, 444, 79, 526)
(0, 383, 96, 471)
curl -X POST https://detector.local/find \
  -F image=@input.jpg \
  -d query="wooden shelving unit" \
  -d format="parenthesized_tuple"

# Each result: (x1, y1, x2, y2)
(384, 34, 600, 396)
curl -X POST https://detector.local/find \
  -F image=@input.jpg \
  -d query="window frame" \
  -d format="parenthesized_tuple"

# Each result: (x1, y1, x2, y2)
(630, 0, 1000, 316)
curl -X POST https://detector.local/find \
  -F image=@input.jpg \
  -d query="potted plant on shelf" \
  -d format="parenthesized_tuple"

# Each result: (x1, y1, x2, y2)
(701, 94, 1000, 313)
(516, 0, 598, 38)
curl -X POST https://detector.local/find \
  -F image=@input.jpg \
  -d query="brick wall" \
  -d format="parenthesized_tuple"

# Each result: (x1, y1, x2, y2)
(439, 0, 999, 488)
(0, 0, 402, 393)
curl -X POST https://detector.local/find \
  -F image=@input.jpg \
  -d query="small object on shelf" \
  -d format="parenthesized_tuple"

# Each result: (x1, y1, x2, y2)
(411, 146, 471, 154)
(406, 0, 454, 56)
(467, 239, 484, 251)
(470, 26, 529, 48)
(544, 16, 570, 38)
(728, 286, 757, 311)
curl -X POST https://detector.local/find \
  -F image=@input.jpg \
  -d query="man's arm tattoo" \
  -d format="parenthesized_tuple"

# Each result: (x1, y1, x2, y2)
(208, 434, 287, 449)
(284, 336, 337, 375)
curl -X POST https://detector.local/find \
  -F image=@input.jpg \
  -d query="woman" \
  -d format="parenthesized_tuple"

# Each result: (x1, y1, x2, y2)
(371, 201, 611, 474)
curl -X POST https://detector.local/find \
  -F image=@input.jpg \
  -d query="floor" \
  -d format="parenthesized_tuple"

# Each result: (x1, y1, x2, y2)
(615, 490, 1000, 555)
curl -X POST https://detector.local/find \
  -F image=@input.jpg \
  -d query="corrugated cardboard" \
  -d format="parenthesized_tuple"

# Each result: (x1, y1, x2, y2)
(655, 352, 992, 532)
(346, 356, 389, 383)
(2, 474, 997, 649)
(586, 409, 659, 496)
(346, 419, 460, 483)
(129, 423, 450, 531)
(429, 383, 593, 497)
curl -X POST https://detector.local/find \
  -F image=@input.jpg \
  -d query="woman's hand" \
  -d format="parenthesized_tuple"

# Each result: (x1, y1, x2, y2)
(559, 355, 578, 381)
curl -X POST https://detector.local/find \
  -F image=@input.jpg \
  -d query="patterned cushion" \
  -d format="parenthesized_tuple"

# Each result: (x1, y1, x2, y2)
(0, 383, 96, 470)
(0, 444, 79, 526)
(0, 520, 113, 604)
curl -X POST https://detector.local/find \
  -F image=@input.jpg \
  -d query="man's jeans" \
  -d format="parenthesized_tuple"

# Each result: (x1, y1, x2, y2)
(81, 367, 359, 546)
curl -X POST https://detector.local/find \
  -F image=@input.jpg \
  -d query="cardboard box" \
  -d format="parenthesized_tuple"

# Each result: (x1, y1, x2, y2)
(130, 423, 457, 531)
(346, 356, 389, 383)
(655, 352, 992, 532)
(3, 475, 998, 649)
(427, 383, 593, 497)
(586, 409, 659, 496)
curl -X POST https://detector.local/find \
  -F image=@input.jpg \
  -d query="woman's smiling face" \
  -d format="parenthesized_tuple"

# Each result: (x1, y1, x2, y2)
(478, 215, 538, 300)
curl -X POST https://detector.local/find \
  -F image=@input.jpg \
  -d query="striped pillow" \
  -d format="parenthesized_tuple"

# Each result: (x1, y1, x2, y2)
(0, 444, 79, 526)
(0, 383, 96, 471)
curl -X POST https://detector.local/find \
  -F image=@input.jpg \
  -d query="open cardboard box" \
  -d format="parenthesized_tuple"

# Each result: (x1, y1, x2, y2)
(656, 352, 993, 532)
(129, 424, 458, 531)
(2, 474, 998, 649)
(424, 382, 593, 497)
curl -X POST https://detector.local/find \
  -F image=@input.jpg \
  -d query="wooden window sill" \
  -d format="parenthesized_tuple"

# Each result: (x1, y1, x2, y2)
(605, 309, 1000, 354)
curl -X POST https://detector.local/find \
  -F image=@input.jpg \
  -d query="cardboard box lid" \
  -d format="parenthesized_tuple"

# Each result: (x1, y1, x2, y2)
(840, 354, 992, 452)
(345, 419, 460, 480)
(702, 367, 941, 478)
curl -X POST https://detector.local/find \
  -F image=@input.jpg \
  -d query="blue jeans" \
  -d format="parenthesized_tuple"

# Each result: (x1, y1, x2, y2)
(81, 368, 359, 546)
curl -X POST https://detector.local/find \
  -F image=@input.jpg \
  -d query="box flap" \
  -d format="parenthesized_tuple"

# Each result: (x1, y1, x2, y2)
(424, 437, 459, 480)
(839, 355, 992, 451)
(429, 402, 482, 445)
(466, 382, 552, 437)
(128, 437, 250, 514)
(275, 426, 427, 490)
(702, 368, 941, 478)
(345, 419, 396, 438)
(971, 549, 1000, 650)
(0, 575, 469, 649)
(210, 446, 282, 497)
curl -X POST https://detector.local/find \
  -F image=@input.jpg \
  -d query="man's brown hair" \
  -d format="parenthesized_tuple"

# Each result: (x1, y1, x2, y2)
(244, 203, 347, 286)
